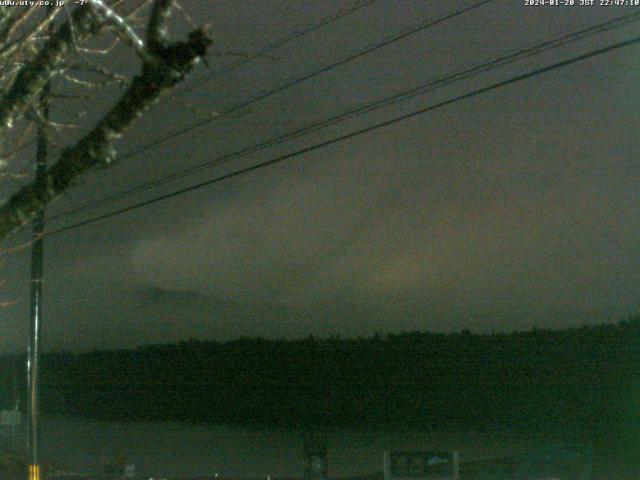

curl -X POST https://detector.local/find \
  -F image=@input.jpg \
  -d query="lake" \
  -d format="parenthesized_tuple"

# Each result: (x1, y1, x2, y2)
(31, 416, 568, 478)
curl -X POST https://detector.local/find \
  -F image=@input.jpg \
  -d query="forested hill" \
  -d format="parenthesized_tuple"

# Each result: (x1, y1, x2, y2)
(1, 320, 639, 449)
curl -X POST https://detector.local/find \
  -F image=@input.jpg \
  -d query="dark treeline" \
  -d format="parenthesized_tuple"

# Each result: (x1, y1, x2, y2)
(1, 320, 639, 453)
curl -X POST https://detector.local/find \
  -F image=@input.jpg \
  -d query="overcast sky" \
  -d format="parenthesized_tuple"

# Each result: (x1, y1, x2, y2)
(0, 0, 639, 352)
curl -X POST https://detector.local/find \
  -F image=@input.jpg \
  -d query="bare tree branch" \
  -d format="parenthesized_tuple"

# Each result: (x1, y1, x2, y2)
(0, 6, 104, 141)
(148, 0, 173, 51)
(65, 62, 128, 86)
(1, 6, 38, 44)
(74, 35, 121, 55)
(0, 5, 211, 241)
(0, 7, 59, 64)
(89, 0, 150, 62)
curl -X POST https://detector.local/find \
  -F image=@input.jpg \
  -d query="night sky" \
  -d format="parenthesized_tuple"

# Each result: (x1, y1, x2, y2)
(0, 0, 639, 352)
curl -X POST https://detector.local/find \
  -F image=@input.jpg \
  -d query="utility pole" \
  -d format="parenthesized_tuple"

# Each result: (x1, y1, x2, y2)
(26, 77, 49, 480)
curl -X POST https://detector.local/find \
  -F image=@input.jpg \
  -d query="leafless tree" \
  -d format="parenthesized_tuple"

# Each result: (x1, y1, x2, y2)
(0, 0, 210, 242)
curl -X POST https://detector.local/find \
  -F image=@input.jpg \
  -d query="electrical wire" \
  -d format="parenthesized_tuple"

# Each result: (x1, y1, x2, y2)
(167, 0, 492, 113)
(170, 0, 383, 97)
(89, 0, 495, 159)
(43, 0, 497, 222)
(131, 0, 493, 149)
(46, 10, 640, 223)
(45, 33, 640, 237)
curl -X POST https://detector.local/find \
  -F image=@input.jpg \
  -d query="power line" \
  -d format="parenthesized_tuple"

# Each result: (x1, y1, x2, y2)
(171, 0, 383, 96)
(46, 33, 640, 237)
(43, 0, 498, 222)
(47, 10, 640, 222)
(48, 0, 495, 222)
(169, 0, 492, 110)
(124, 1, 384, 169)
(80, 0, 494, 162)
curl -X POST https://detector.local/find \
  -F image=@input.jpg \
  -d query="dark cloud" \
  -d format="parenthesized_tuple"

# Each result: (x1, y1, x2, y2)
(1, 1, 639, 352)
